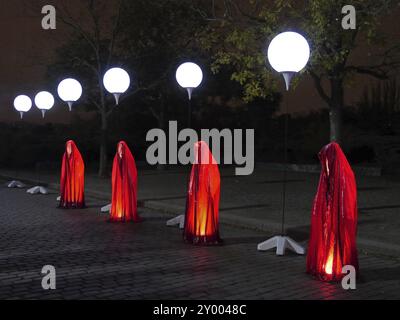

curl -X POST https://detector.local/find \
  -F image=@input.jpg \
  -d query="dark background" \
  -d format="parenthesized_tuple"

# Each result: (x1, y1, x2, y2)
(0, 0, 399, 175)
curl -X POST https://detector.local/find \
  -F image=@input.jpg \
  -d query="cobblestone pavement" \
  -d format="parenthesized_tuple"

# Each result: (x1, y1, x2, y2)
(0, 184, 399, 300)
(2, 167, 400, 256)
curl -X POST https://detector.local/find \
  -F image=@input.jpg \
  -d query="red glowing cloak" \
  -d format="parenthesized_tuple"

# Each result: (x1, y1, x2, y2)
(306, 142, 359, 281)
(183, 141, 222, 245)
(110, 141, 141, 222)
(59, 140, 85, 208)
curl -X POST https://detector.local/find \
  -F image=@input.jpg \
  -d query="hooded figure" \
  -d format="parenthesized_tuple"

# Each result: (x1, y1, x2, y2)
(307, 142, 359, 282)
(59, 140, 85, 208)
(110, 141, 140, 222)
(183, 141, 222, 245)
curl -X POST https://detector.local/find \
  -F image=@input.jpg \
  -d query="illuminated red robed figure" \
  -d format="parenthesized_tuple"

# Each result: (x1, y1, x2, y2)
(183, 141, 222, 245)
(110, 141, 141, 222)
(307, 142, 359, 281)
(59, 140, 85, 208)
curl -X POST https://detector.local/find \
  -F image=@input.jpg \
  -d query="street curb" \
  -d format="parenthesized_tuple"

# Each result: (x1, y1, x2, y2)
(143, 200, 400, 258)
(2, 173, 399, 258)
(260, 163, 382, 177)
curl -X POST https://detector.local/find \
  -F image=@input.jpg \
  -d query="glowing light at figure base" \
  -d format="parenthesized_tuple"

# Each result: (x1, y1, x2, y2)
(324, 251, 334, 275)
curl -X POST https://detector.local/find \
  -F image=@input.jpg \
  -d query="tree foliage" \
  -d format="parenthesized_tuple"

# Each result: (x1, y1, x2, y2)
(196, 0, 400, 141)
(199, 0, 398, 97)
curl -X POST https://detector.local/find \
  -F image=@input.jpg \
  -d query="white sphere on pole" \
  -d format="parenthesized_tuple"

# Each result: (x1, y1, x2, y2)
(176, 62, 203, 89)
(14, 95, 32, 112)
(103, 67, 130, 105)
(57, 78, 82, 111)
(14, 95, 32, 119)
(34, 91, 55, 118)
(267, 31, 310, 73)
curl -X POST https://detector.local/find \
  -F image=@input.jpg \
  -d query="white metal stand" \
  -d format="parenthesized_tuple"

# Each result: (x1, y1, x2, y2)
(101, 203, 111, 213)
(166, 214, 185, 229)
(27, 186, 48, 195)
(7, 180, 26, 188)
(257, 235, 305, 256)
(56, 196, 61, 201)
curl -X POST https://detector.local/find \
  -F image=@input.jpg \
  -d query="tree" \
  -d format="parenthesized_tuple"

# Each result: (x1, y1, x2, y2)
(117, 0, 207, 132)
(196, 0, 400, 142)
(46, 0, 208, 175)
(48, 0, 128, 177)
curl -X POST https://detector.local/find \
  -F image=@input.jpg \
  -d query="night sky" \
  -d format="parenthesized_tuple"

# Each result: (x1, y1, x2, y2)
(0, 0, 65, 121)
(1, 0, 399, 123)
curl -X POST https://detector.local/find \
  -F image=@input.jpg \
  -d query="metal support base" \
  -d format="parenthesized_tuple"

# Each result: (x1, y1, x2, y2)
(7, 180, 26, 188)
(27, 186, 48, 195)
(166, 214, 185, 229)
(257, 235, 305, 256)
(101, 203, 111, 213)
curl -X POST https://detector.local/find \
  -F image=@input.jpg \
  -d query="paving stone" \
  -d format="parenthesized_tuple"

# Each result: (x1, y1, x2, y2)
(0, 185, 399, 299)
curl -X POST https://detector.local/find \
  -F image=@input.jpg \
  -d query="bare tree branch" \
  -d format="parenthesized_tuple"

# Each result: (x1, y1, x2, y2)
(309, 70, 331, 105)
(107, 0, 123, 66)
(148, 106, 161, 122)
(89, 98, 103, 112)
(72, 57, 98, 75)
(57, 4, 97, 53)
(345, 65, 389, 79)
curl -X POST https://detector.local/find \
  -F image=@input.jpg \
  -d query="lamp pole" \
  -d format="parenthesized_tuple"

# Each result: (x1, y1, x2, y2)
(257, 32, 310, 256)
(281, 87, 289, 235)
(8, 95, 33, 188)
(26, 91, 54, 194)
(187, 88, 193, 128)
(166, 62, 203, 229)
(279, 71, 294, 236)
(188, 99, 192, 128)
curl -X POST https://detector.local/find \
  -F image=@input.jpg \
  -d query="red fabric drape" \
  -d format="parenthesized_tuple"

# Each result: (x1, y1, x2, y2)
(306, 142, 359, 281)
(110, 141, 141, 222)
(59, 140, 85, 208)
(183, 141, 222, 245)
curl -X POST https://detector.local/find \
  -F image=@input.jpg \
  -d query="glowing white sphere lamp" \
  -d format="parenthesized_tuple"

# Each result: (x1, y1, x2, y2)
(103, 67, 130, 105)
(34, 91, 55, 118)
(176, 62, 203, 100)
(13, 95, 32, 119)
(267, 31, 310, 90)
(57, 78, 83, 111)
